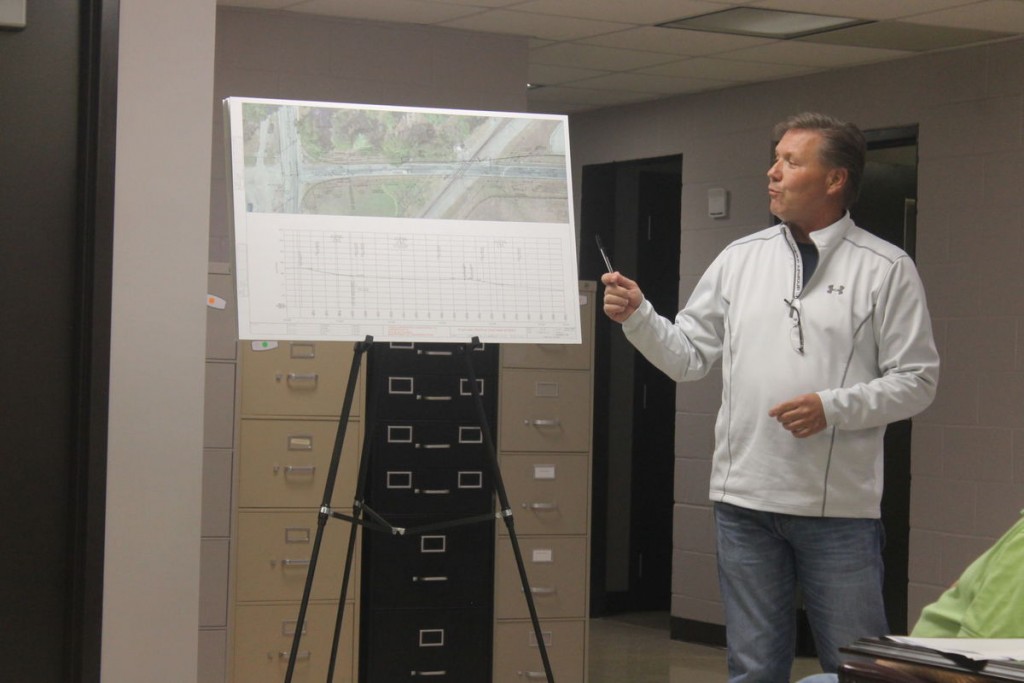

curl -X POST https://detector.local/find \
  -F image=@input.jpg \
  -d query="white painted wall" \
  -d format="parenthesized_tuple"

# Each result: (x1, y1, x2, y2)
(103, 0, 216, 680)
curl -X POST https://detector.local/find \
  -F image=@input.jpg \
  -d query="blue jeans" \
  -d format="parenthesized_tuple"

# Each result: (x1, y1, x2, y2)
(714, 502, 889, 683)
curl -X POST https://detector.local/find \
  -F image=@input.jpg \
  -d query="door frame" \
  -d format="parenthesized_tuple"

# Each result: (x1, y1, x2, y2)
(581, 155, 682, 617)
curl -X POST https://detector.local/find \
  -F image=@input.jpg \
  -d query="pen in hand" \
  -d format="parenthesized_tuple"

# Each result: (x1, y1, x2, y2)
(595, 234, 614, 273)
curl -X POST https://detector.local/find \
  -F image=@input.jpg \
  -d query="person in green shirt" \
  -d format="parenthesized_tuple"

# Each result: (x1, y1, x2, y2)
(911, 510, 1024, 638)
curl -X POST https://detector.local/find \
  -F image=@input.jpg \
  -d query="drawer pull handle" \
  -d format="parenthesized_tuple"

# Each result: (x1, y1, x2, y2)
(277, 650, 311, 661)
(421, 395, 452, 401)
(423, 443, 451, 449)
(412, 671, 447, 677)
(529, 586, 557, 595)
(284, 465, 316, 476)
(423, 350, 453, 357)
(282, 558, 310, 567)
(413, 576, 449, 582)
(525, 419, 561, 427)
(286, 372, 318, 388)
(524, 502, 558, 511)
(421, 489, 450, 495)
(523, 672, 547, 680)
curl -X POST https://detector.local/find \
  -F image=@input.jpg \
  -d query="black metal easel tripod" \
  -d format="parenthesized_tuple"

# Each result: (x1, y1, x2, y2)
(283, 335, 556, 683)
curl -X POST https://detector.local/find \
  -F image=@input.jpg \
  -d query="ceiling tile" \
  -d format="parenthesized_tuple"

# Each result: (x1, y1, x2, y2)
(798, 21, 1013, 51)
(440, 8, 632, 40)
(581, 25, 775, 56)
(528, 62, 609, 85)
(639, 55, 816, 81)
(527, 100, 595, 114)
(904, 0, 1024, 33)
(723, 39, 911, 67)
(219, 0, 301, 8)
(748, 0, 987, 21)
(287, 0, 482, 23)
(509, 0, 725, 25)
(430, 0, 531, 7)
(219, 0, 1024, 114)
(531, 42, 681, 70)
(571, 71, 735, 94)
(526, 84, 659, 106)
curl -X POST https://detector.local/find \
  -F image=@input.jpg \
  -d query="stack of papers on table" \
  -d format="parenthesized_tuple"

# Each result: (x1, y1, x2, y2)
(883, 637, 1024, 662)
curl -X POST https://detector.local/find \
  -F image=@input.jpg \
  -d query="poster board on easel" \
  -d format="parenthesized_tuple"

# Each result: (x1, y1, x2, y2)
(224, 97, 581, 345)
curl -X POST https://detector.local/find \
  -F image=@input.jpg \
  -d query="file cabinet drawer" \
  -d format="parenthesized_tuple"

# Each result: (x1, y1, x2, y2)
(204, 361, 236, 449)
(206, 271, 237, 361)
(373, 372, 495, 421)
(363, 515, 493, 609)
(239, 419, 360, 508)
(499, 370, 591, 452)
(235, 510, 357, 602)
(492, 619, 585, 683)
(370, 463, 493, 516)
(363, 607, 492, 682)
(499, 454, 589, 536)
(233, 602, 355, 683)
(372, 420, 489, 465)
(495, 536, 587, 619)
(241, 341, 360, 417)
(373, 341, 497, 375)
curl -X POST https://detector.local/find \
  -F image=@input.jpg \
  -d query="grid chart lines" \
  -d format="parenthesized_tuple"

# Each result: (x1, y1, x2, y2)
(278, 227, 568, 330)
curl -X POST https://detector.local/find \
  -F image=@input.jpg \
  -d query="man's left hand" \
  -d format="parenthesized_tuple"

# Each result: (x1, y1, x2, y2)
(768, 393, 827, 438)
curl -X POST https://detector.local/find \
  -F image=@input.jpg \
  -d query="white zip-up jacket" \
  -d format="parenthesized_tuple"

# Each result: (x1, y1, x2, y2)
(622, 213, 939, 518)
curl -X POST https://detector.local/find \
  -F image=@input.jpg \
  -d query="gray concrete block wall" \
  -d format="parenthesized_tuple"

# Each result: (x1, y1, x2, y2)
(570, 36, 1024, 632)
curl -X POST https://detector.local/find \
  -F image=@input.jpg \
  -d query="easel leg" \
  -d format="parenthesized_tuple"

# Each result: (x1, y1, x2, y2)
(284, 336, 372, 683)
(462, 337, 556, 683)
(324, 515, 360, 683)
(324, 335, 382, 683)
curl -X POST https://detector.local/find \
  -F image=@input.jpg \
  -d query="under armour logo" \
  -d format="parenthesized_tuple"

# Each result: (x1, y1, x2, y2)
(827, 285, 845, 295)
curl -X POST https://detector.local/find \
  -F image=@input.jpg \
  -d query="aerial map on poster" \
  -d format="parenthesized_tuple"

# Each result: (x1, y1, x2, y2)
(224, 97, 581, 344)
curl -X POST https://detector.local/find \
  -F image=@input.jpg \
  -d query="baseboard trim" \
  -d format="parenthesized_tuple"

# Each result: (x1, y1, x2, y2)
(670, 617, 726, 648)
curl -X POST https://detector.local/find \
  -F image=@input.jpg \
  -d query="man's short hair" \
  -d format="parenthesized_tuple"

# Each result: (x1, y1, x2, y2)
(774, 112, 867, 209)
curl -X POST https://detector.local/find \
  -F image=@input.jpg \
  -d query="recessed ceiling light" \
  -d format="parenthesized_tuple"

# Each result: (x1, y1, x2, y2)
(658, 8, 871, 40)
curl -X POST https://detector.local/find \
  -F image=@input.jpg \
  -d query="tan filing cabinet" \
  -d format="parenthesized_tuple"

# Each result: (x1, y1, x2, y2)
(233, 603, 355, 683)
(492, 620, 587, 683)
(201, 266, 238, 683)
(493, 281, 595, 683)
(232, 340, 363, 683)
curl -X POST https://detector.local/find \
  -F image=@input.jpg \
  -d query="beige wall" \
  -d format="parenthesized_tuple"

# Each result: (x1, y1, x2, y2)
(104, 0, 217, 680)
(569, 37, 1024, 627)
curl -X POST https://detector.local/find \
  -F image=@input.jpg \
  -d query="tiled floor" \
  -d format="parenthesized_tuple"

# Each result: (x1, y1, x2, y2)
(588, 612, 823, 683)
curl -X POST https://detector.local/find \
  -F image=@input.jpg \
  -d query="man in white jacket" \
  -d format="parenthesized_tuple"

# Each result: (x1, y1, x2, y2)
(602, 112, 940, 683)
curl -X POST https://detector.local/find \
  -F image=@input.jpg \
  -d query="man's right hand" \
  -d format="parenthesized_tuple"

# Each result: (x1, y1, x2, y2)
(601, 271, 643, 323)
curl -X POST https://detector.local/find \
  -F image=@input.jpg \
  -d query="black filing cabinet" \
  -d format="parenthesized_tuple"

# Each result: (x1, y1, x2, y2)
(361, 342, 497, 682)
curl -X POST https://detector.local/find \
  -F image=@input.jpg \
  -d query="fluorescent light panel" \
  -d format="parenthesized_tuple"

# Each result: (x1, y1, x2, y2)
(659, 8, 870, 40)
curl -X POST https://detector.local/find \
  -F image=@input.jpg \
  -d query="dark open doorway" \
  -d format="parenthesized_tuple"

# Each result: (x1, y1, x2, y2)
(857, 125, 920, 638)
(580, 155, 682, 617)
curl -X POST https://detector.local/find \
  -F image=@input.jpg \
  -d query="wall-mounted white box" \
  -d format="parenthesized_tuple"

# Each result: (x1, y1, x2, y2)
(708, 187, 729, 219)
(0, 0, 26, 29)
